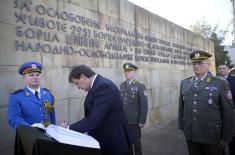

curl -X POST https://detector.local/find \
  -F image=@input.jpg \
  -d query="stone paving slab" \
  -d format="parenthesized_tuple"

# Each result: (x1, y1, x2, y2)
(142, 119, 188, 155)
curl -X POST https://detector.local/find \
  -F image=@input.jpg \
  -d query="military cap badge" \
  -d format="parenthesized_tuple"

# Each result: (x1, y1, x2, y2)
(195, 53, 200, 59)
(31, 64, 37, 69)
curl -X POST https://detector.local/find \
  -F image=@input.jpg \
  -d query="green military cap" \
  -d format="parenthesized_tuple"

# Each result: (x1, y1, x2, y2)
(123, 63, 138, 71)
(189, 50, 212, 62)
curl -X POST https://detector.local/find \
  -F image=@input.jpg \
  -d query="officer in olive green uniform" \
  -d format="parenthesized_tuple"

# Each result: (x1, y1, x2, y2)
(120, 63, 148, 155)
(178, 50, 234, 155)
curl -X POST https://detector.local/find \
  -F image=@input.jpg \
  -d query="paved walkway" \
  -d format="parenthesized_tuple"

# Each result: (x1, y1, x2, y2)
(142, 119, 231, 155)
(142, 119, 188, 155)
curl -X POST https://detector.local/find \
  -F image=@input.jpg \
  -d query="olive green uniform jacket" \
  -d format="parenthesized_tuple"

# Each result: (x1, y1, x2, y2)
(120, 79, 148, 124)
(178, 75, 234, 144)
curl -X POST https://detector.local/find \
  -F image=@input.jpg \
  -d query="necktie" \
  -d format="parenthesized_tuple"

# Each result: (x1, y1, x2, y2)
(194, 79, 201, 87)
(35, 91, 39, 100)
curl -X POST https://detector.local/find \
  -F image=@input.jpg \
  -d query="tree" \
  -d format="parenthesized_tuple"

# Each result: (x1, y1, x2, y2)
(190, 19, 234, 70)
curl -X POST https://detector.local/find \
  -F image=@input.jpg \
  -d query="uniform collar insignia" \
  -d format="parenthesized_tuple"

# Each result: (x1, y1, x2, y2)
(206, 76, 213, 83)
(25, 92, 30, 96)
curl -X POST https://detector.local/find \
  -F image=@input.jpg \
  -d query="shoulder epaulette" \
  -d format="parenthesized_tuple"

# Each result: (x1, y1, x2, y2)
(133, 79, 143, 84)
(206, 75, 224, 83)
(11, 89, 24, 95)
(211, 76, 223, 81)
(211, 76, 221, 80)
(43, 88, 50, 91)
(182, 77, 193, 82)
(121, 81, 126, 85)
(185, 76, 193, 80)
(43, 88, 53, 93)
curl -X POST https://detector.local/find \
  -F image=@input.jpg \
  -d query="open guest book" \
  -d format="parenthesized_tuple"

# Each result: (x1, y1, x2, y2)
(31, 123, 100, 149)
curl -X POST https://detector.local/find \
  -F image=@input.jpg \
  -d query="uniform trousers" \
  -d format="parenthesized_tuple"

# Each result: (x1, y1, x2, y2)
(186, 140, 223, 155)
(129, 124, 142, 155)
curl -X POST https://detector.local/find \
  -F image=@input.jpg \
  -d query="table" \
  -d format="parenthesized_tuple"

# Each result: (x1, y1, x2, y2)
(14, 125, 101, 155)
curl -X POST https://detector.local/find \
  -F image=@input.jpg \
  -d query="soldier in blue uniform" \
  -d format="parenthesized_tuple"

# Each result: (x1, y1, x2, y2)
(7, 61, 56, 130)
(178, 50, 234, 155)
(120, 63, 148, 155)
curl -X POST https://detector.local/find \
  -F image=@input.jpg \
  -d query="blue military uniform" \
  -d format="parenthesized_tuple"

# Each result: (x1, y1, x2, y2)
(7, 61, 56, 130)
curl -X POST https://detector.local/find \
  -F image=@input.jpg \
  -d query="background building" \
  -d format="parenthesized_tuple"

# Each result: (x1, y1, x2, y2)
(226, 0, 235, 66)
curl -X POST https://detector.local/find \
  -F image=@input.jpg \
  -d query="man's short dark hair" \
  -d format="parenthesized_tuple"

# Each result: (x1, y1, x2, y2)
(69, 65, 95, 83)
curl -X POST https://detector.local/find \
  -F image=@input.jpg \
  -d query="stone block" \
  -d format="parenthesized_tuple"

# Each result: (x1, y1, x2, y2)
(147, 106, 160, 127)
(34, 0, 58, 8)
(0, 66, 25, 108)
(84, 7, 100, 23)
(55, 99, 69, 124)
(120, 0, 134, 24)
(0, 23, 37, 66)
(149, 14, 166, 34)
(0, 108, 15, 151)
(115, 70, 126, 86)
(158, 70, 182, 87)
(58, 0, 85, 18)
(0, 0, 16, 24)
(97, 0, 120, 18)
(149, 69, 160, 89)
(68, 96, 85, 123)
(159, 102, 177, 122)
(134, 5, 150, 29)
(70, 0, 98, 11)
(40, 65, 71, 101)
(150, 88, 160, 107)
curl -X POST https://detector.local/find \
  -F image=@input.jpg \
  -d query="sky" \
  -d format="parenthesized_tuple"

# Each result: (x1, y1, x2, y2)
(128, 0, 233, 45)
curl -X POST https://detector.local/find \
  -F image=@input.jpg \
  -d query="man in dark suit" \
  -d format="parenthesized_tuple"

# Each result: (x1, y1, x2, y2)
(178, 50, 234, 155)
(218, 64, 235, 155)
(218, 65, 235, 105)
(60, 65, 132, 155)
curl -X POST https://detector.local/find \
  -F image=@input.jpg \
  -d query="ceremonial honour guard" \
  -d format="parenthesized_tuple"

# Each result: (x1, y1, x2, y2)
(8, 61, 56, 130)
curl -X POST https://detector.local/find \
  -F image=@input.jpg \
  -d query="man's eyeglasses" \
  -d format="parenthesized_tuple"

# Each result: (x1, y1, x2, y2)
(192, 61, 207, 66)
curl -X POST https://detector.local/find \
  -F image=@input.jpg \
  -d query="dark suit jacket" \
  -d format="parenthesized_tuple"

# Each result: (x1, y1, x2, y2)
(227, 75, 235, 105)
(69, 75, 132, 155)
